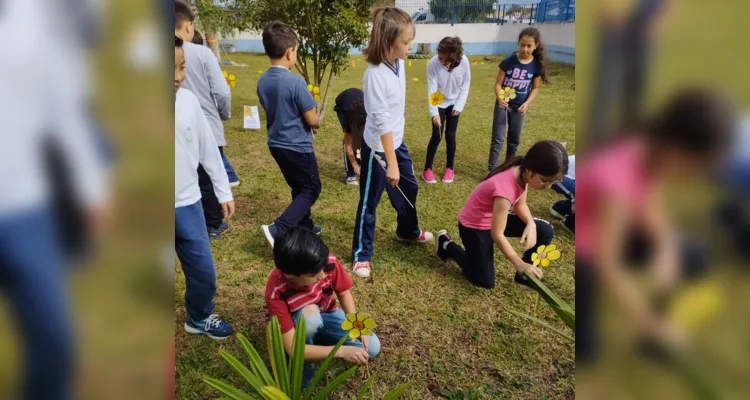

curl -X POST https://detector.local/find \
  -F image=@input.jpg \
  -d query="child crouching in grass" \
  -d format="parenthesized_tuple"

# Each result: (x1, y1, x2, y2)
(265, 227, 380, 387)
(436, 140, 567, 289)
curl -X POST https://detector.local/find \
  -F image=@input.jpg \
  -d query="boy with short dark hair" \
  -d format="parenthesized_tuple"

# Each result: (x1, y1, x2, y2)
(265, 227, 380, 387)
(175, 35, 234, 340)
(257, 21, 322, 247)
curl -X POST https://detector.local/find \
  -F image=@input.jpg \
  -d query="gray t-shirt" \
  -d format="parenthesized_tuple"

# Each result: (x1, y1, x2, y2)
(257, 67, 317, 153)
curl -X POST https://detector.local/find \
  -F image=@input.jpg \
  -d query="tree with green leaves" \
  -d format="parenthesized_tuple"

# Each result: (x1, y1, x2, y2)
(189, 0, 254, 62)
(247, 0, 375, 121)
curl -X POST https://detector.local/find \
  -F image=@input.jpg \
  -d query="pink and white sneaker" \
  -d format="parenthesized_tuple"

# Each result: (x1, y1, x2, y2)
(352, 261, 371, 278)
(442, 168, 454, 183)
(422, 169, 437, 184)
(396, 230, 434, 244)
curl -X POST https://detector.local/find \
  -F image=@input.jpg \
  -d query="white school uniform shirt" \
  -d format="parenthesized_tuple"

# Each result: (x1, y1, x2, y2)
(567, 155, 575, 179)
(363, 59, 406, 152)
(0, 0, 107, 217)
(426, 55, 471, 117)
(175, 88, 232, 208)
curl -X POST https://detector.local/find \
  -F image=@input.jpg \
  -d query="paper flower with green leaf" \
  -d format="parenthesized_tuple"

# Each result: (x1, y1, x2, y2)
(532, 244, 561, 267)
(499, 87, 517, 102)
(340, 312, 376, 339)
(222, 70, 236, 88)
(307, 84, 321, 102)
(429, 90, 445, 107)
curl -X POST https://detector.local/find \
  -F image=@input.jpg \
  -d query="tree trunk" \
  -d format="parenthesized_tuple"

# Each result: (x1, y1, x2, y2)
(205, 31, 222, 63)
(417, 43, 431, 55)
(317, 69, 335, 124)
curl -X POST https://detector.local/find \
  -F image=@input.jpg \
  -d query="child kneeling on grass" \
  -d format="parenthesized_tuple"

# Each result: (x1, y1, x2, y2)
(435, 140, 567, 289)
(265, 227, 381, 387)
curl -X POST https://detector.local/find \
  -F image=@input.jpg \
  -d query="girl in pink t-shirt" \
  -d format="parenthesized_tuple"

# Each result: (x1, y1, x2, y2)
(435, 141, 569, 289)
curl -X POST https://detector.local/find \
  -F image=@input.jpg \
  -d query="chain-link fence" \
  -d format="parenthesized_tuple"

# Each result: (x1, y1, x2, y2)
(395, 0, 574, 25)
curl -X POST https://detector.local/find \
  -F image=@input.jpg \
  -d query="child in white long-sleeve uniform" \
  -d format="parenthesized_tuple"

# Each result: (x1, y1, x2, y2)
(422, 36, 471, 184)
(175, 35, 235, 340)
(351, 7, 433, 278)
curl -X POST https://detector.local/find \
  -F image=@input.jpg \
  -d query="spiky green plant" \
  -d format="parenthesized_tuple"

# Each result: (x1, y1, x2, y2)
(203, 316, 409, 399)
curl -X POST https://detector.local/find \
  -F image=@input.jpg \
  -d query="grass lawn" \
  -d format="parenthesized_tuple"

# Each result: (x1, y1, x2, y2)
(175, 53, 575, 399)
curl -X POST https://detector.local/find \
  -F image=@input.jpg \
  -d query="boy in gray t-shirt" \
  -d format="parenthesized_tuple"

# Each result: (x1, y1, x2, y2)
(256, 21, 321, 247)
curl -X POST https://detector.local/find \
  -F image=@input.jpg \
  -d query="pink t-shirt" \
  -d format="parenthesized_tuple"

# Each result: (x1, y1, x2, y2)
(458, 167, 526, 230)
(576, 138, 651, 258)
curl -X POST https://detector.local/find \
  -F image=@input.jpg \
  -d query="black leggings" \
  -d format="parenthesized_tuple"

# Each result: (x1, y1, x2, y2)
(445, 215, 555, 289)
(424, 105, 459, 171)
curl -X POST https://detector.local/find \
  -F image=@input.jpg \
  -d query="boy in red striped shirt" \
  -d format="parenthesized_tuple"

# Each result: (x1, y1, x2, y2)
(264, 227, 381, 387)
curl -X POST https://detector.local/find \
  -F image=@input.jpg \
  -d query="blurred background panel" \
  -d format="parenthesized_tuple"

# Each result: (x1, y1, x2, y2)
(577, 0, 749, 398)
(0, 0, 173, 399)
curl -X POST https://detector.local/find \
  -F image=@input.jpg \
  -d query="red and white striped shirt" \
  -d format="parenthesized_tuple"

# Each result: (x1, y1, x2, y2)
(265, 255, 353, 334)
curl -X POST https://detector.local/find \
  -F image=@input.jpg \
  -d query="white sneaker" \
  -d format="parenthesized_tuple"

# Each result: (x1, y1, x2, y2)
(396, 230, 433, 244)
(353, 261, 371, 278)
(230, 181, 240, 187)
(346, 177, 359, 186)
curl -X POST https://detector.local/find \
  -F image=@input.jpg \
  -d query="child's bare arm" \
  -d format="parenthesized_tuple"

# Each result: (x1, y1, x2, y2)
(336, 290, 357, 315)
(303, 108, 320, 130)
(494, 70, 508, 108)
(343, 135, 358, 168)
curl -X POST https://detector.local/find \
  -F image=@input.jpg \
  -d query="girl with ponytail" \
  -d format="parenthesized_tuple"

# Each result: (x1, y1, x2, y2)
(435, 140, 567, 289)
(422, 36, 471, 184)
(489, 27, 549, 171)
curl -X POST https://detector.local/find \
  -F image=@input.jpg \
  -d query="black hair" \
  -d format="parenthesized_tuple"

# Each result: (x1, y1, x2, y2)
(344, 98, 366, 153)
(192, 29, 204, 45)
(262, 21, 299, 60)
(485, 140, 568, 181)
(175, 35, 183, 48)
(175, 1, 195, 30)
(647, 88, 733, 157)
(518, 27, 549, 84)
(273, 227, 334, 276)
(437, 36, 464, 71)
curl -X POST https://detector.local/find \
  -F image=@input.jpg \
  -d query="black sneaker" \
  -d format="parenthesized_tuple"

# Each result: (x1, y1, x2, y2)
(435, 230, 451, 261)
(513, 272, 535, 290)
(207, 222, 229, 241)
(561, 215, 575, 236)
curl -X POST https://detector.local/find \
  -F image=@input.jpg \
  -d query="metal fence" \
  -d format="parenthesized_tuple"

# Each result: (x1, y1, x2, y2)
(395, 0, 574, 25)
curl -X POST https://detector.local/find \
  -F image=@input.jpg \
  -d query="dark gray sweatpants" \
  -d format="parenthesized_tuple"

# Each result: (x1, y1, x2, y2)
(488, 100, 525, 171)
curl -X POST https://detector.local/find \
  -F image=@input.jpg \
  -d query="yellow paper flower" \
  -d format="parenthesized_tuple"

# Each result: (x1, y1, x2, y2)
(429, 90, 444, 106)
(531, 244, 561, 267)
(307, 84, 321, 102)
(223, 70, 236, 88)
(498, 87, 517, 102)
(669, 281, 722, 329)
(340, 312, 376, 339)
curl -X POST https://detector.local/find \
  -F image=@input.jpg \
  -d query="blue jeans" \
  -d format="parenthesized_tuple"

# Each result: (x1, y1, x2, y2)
(552, 176, 576, 216)
(352, 142, 421, 262)
(221, 150, 239, 183)
(175, 200, 217, 321)
(0, 206, 73, 400)
(292, 308, 381, 388)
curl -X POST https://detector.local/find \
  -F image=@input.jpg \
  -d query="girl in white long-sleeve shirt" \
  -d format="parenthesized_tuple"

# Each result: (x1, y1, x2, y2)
(422, 37, 471, 184)
(350, 7, 433, 278)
